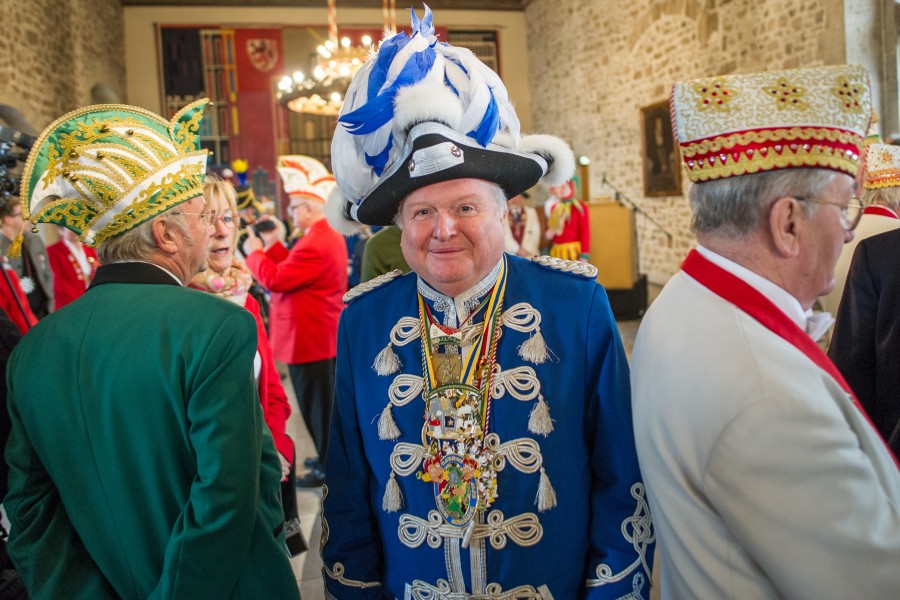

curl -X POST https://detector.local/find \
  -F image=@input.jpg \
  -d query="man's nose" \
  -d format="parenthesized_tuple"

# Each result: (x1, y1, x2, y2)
(433, 211, 457, 239)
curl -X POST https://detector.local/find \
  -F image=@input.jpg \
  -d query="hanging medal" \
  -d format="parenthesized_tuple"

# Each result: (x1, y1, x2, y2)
(416, 256, 508, 528)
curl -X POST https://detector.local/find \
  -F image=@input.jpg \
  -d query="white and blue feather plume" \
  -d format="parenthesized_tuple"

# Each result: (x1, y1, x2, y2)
(328, 4, 574, 233)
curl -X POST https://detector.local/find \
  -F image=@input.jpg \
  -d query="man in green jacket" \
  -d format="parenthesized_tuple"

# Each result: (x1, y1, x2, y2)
(3, 100, 300, 599)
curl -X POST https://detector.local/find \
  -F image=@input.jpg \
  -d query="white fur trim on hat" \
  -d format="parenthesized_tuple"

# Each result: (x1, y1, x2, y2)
(519, 134, 575, 187)
(393, 82, 463, 141)
(325, 185, 364, 236)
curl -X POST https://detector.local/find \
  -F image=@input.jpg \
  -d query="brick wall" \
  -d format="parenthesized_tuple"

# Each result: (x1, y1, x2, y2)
(0, 0, 125, 132)
(524, 0, 848, 284)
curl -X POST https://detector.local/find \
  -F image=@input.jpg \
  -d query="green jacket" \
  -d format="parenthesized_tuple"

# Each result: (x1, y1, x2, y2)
(4, 262, 299, 599)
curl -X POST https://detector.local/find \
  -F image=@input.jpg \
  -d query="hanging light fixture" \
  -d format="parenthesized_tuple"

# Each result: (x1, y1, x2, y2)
(277, 0, 396, 116)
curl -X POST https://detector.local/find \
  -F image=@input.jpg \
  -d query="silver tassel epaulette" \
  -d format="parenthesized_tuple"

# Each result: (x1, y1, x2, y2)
(343, 269, 403, 304)
(530, 255, 598, 279)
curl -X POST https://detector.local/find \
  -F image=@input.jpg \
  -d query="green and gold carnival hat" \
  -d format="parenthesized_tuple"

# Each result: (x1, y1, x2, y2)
(20, 99, 210, 248)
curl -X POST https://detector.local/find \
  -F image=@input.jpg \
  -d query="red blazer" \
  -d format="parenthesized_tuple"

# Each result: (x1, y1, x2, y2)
(244, 293, 294, 462)
(47, 240, 99, 310)
(0, 264, 37, 334)
(246, 218, 347, 364)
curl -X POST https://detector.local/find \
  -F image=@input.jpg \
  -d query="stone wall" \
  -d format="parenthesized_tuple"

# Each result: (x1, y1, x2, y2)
(524, 0, 853, 284)
(0, 0, 125, 132)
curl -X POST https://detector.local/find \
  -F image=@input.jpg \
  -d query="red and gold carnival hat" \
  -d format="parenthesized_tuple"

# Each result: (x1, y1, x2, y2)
(670, 65, 872, 183)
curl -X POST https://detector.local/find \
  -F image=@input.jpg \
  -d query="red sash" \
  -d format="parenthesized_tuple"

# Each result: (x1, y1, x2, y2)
(681, 249, 899, 468)
(862, 205, 899, 219)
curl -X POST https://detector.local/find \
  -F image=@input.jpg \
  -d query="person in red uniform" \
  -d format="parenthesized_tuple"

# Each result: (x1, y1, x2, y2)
(545, 179, 591, 262)
(244, 155, 348, 488)
(0, 257, 36, 334)
(46, 226, 99, 309)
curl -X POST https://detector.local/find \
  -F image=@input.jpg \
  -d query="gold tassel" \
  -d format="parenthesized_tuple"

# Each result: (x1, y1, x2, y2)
(6, 232, 23, 258)
(528, 395, 554, 436)
(535, 467, 557, 512)
(373, 342, 401, 376)
(382, 471, 403, 512)
(377, 403, 401, 440)
(518, 327, 550, 364)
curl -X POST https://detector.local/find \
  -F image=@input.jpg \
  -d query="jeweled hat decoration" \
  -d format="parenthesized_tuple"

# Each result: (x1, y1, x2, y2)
(863, 143, 900, 189)
(327, 4, 574, 233)
(671, 64, 872, 183)
(277, 155, 337, 204)
(19, 99, 210, 248)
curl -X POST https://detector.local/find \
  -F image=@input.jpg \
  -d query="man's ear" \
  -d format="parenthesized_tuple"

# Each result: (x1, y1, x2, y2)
(768, 196, 804, 258)
(151, 217, 180, 256)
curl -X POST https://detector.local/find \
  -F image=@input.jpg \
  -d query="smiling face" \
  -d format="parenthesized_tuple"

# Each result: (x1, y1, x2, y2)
(398, 178, 507, 298)
(204, 189, 236, 274)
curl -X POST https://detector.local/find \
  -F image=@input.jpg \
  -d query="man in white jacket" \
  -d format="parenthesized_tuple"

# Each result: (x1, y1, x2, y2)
(632, 64, 900, 599)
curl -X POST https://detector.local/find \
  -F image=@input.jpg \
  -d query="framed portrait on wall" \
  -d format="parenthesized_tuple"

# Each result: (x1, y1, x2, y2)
(640, 100, 682, 197)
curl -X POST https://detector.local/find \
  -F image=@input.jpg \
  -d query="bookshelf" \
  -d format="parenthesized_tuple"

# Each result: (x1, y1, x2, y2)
(199, 29, 237, 166)
(159, 26, 238, 168)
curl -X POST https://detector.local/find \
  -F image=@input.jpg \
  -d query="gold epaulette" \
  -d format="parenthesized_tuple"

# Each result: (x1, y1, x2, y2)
(343, 269, 404, 304)
(530, 255, 598, 279)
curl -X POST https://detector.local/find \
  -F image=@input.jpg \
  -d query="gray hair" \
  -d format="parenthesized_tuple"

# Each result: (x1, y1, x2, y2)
(690, 168, 839, 237)
(862, 185, 900, 211)
(97, 210, 192, 264)
(393, 181, 509, 229)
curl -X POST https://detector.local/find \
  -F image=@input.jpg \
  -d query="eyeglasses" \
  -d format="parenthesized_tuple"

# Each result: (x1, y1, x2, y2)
(172, 210, 217, 226)
(172, 210, 237, 228)
(794, 196, 864, 231)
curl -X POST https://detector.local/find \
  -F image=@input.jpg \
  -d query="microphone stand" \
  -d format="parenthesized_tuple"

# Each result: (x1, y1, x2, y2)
(600, 174, 673, 242)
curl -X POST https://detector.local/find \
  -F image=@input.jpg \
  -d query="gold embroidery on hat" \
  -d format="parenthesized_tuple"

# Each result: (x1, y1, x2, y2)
(832, 75, 865, 113)
(92, 162, 205, 246)
(692, 78, 735, 112)
(763, 77, 808, 111)
(680, 127, 861, 157)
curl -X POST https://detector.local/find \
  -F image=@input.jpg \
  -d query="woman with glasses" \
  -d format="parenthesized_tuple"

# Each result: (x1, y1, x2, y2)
(188, 174, 300, 540)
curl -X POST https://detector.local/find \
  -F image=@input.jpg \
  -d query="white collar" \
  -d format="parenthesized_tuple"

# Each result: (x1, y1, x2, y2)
(695, 246, 832, 340)
(416, 259, 503, 328)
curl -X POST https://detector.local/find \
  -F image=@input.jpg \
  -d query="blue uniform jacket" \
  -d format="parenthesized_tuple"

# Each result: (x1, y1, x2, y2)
(322, 255, 654, 599)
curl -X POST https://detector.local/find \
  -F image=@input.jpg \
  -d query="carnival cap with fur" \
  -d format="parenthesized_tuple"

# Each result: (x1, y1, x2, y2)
(19, 99, 210, 249)
(327, 5, 574, 233)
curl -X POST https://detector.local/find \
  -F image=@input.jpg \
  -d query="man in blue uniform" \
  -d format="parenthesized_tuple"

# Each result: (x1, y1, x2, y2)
(320, 8, 653, 599)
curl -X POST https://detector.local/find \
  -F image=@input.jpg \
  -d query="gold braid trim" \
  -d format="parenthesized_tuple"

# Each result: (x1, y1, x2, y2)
(680, 126, 862, 158)
(864, 170, 900, 189)
(91, 162, 205, 247)
(31, 198, 100, 237)
(684, 153, 858, 183)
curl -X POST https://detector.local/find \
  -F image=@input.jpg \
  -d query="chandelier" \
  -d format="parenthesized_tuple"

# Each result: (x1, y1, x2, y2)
(277, 0, 397, 116)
